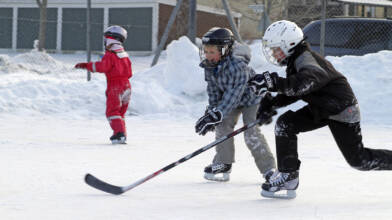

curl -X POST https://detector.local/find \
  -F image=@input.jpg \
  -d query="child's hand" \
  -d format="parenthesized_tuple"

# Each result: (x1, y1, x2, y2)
(74, 63, 88, 69)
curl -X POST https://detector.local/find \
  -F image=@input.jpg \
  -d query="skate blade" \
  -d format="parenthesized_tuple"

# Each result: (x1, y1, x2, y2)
(204, 173, 230, 182)
(261, 189, 296, 199)
(111, 139, 127, 145)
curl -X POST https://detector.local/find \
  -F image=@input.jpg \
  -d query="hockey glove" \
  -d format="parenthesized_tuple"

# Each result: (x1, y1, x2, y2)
(249, 71, 279, 93)
(74, 62, 88, 69)
(195, 108, 223, 136)
(248, 74, 268, 96)
(257, 93, 278, 125)
(262, 71, 279, 92)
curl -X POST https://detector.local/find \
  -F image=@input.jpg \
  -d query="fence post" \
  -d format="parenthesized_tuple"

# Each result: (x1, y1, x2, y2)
(86, 0, 91, 81)
(12, 7, 17, 50)
(283, 0, 288, 20)
(188, 0, 197, 44)
(320, 0, 327, 57)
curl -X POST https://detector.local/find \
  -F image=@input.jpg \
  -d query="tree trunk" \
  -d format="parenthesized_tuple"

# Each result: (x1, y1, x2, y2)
(175, 0, 189, 39)
(36, 0, 47, 51)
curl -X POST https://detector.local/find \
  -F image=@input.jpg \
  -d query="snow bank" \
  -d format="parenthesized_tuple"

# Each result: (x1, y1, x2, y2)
(0, 51, 69, 75)
(328, 51, 392, 124)
(246, 41, 392, 124)
(0, 39, 391, 124)
(0, 37, 207, 118)
(162, 36, 205, 96)
(129, 36, 206, 116)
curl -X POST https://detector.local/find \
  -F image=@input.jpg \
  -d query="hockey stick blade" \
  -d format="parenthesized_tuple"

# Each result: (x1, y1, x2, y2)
(85, 173, 125, 195)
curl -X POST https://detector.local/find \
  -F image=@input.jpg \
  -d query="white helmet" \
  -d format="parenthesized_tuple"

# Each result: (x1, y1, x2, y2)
(262, 20, 304, 66)
(104, 25, 127, 43)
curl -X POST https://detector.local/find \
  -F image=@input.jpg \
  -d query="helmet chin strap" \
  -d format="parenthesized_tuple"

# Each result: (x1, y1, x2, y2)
(287, 38, 306, 55)
(201, 59, 219, 69)
(279, 57, 289, 66)
(104, 37, 122, 48)
(221, 47, 226, 56)
(219, 45, 231, 57)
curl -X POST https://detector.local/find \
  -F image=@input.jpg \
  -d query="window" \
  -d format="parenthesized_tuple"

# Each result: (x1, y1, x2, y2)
(17, 8, 57, 49)
(109, 8, 153, 51)
(0, 8, 12, 48)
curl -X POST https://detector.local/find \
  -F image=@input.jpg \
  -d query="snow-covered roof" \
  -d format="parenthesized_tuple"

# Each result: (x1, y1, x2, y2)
(337, 0, 392, 7)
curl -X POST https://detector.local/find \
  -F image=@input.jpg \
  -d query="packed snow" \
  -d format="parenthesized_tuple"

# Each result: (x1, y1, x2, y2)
(1, 37, 392, 219)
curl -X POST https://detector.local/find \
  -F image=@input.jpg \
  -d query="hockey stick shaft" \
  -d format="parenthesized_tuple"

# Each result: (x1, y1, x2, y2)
(124, 118, 262, 191)
(85, 118, 265, 194)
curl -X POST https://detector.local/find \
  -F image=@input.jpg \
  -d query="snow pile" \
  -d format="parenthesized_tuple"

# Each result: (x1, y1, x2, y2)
(0, 51, 106, 117)
(0, 37, 207, 118)
(0, 38, 392, 124)
(328, 51, 392, 123)
(0, 72, 105, 117)
(248, 40, 271, 71)
(128, 37, 206, 116)
(247, 41, 392, 124)
(0, 51, 69, 75)
(162, 36, 205, 96)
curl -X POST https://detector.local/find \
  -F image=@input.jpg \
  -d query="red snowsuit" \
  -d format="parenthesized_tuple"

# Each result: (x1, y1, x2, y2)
(86, 46, 132, 136)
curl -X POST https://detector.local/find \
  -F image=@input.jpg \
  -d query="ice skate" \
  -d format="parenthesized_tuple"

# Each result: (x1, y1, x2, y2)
(204, 163, 232, 182)
(263, 169, 275, 182)
(260, 170, 298, 199)
(110, 132, 126, 144)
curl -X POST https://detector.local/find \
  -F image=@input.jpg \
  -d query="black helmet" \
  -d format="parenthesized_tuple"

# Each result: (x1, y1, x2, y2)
(202, 27, 234, 47)
(201, 27, 234, 58)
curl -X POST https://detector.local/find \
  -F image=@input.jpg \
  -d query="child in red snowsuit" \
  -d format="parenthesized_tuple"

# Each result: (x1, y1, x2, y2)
(75, 26, 132, 144)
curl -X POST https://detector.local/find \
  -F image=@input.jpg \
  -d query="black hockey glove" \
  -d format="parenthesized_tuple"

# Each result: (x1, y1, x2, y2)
(195, 108, 223, 136)
(257, 93, 278, 125)
(249, 71, 279, 93)
(262, 71, 279, 92)
(248, 74, 267, 96)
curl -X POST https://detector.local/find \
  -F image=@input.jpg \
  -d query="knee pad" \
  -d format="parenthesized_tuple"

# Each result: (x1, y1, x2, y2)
(275, 111, 295, 137)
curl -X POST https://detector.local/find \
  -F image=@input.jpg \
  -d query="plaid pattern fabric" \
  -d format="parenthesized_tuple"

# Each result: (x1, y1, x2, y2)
(200, 56, 261, 118)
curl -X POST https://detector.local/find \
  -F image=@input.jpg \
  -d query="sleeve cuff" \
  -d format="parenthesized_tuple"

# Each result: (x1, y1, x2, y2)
(86, 62, 96, 72)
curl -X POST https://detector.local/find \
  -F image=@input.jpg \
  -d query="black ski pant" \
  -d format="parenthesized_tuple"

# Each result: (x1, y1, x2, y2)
(275, 106, 392, 172)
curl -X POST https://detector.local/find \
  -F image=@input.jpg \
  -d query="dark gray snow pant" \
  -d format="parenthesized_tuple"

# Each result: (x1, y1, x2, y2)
(275, 106, 392, 172)
(213, 104, 276, 174)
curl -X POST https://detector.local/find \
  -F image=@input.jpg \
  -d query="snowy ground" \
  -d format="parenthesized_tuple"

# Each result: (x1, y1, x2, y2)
(1, 37, 392, 219)
(2, 116, 392, 220)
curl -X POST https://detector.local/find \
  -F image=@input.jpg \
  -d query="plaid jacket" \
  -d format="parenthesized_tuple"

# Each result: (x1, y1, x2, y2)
(200, 55, 261, 118)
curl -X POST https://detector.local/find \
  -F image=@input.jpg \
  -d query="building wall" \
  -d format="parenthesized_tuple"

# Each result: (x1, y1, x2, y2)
(158, 3, 239, 48)
(197, 0, 261, 40)
(0, 2, 155, 53)
(0, 1, 239, 53)
(195, 10, 239, 40)
(356, 5, 387, 18)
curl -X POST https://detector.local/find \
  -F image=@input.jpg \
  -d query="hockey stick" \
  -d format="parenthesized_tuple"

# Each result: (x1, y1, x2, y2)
(85, 117, 268, 195)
